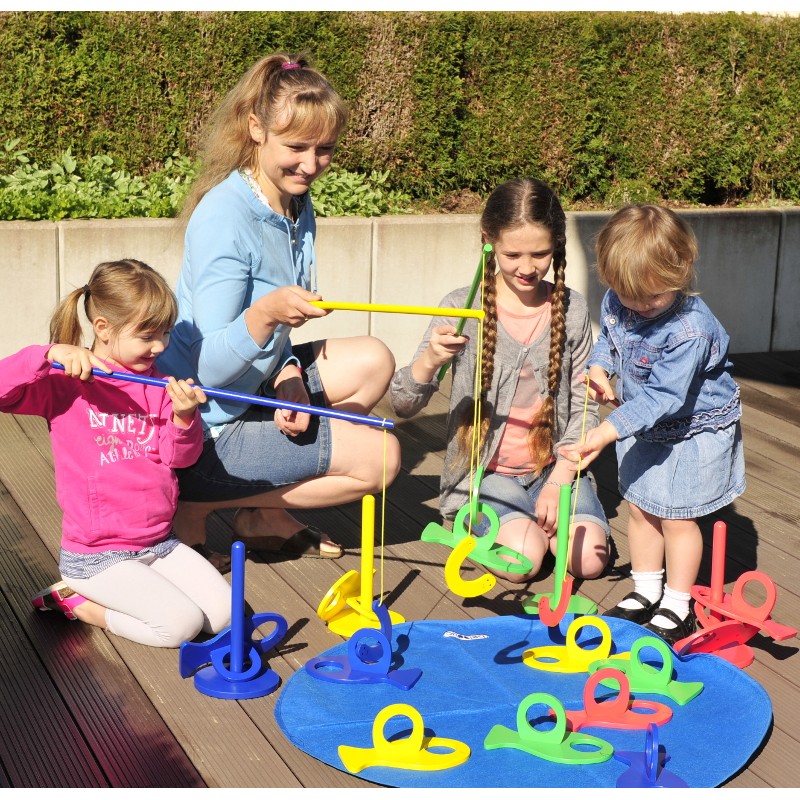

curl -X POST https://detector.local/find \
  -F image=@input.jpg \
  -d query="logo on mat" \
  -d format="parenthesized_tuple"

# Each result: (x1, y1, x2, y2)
(443, 630, 488, 641)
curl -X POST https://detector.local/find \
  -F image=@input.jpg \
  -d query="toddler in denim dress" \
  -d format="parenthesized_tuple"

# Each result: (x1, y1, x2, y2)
(560, 204, 745, 645)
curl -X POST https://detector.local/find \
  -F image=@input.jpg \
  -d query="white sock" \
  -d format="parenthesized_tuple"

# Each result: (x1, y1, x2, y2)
(617, 569, 664, 609)
(650, 584, 691, 628)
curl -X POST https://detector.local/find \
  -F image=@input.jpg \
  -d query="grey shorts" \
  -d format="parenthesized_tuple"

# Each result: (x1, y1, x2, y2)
(175, 342, 332, 503)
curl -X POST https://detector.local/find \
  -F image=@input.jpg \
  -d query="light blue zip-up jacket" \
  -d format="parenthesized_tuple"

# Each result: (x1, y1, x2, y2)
(157, 170, 316, 427)
(590, 289, 741, 442)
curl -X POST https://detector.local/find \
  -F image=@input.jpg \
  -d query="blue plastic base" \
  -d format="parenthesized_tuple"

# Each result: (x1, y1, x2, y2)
(193, 664, 280, 699)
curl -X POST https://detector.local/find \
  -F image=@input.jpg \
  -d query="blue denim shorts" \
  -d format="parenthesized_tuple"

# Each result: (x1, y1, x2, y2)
(617, 420, 745, 519)
(469, 464, 610, 537)
(175, 343, 332, 502)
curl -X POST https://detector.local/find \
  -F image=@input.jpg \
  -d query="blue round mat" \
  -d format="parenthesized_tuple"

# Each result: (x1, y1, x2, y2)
(275, 614, 772, 788)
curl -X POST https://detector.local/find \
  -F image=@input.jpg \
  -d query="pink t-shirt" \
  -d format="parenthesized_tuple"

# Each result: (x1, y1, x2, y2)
(487, 289, 553, 476)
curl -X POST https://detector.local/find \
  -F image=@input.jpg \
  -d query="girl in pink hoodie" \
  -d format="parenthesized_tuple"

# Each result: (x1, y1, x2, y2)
(1, 259, 230, 647)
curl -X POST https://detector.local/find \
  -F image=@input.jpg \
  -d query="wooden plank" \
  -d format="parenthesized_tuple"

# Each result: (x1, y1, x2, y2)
(2, 351, 799, 789)
(0, 496, 107, 788)
(0, 482, 204, 788)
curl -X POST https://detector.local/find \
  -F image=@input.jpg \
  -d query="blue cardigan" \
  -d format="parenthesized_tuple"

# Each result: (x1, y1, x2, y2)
(158, 170, 317, 427)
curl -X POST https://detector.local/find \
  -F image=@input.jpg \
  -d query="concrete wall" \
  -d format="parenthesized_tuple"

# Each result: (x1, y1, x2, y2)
(1, 209, 797, 366)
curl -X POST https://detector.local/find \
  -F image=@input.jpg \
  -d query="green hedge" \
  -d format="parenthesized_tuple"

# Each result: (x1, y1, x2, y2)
(1, 10, 798, 209)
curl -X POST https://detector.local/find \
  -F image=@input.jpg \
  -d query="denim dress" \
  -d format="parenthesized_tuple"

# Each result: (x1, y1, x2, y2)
(589, 290, 746, 519)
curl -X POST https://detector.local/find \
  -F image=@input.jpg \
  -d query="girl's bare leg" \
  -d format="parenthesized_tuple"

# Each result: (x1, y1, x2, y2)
(493, 518, 549, 583)
(485, 517, 610, 585)
(550, 521, 610, 579)
(662, 518, 702, 593)
(607, 502, 666, 615)
(646, 517, 701, 635)
(626, 502, 666, 572)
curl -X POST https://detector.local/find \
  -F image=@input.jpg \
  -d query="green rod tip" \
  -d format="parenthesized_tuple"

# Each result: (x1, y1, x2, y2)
(483, 243, 493, 253)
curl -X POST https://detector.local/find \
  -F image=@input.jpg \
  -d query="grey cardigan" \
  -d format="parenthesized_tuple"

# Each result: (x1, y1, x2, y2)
(389, 284, 600, 520)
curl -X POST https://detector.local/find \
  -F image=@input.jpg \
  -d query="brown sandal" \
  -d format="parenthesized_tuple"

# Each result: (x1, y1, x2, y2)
(190, 543, 232, 575)
(239, 526, 344, 560)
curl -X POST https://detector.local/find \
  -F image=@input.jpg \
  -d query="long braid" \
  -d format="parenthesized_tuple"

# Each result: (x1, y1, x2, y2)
(527, 252, 567, 472)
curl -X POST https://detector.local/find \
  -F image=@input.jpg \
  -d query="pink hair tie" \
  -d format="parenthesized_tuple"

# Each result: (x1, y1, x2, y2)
(281, 61, 301, 70)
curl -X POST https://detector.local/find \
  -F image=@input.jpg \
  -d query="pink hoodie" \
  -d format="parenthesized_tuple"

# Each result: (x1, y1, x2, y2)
(0, 345, 203, 553)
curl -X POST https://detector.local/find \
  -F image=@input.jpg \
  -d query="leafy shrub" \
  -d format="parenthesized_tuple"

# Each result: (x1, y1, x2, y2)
(311, 167, 412, 217)
(0, 139, 411, 220)
(1, 11, 798, 210)
(0, 140, 198, 220)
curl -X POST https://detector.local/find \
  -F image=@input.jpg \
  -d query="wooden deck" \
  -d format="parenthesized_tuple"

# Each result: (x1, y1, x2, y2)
(0, 351, 798, 789)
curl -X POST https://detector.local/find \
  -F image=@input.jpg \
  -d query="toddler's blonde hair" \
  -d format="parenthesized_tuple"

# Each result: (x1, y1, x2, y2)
(596, 204, 698, 300)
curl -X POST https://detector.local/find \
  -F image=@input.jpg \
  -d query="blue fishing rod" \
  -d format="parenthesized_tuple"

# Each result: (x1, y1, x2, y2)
(51, 362, 395, 430)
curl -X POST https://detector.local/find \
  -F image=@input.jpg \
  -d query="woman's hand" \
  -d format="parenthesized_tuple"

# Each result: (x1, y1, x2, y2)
(46, 344, 112, 381)
(273, 364, 310, 437)
(166, 377, 207, 428)
(411, 325, 469, 383)
(246, 286, 329, 343)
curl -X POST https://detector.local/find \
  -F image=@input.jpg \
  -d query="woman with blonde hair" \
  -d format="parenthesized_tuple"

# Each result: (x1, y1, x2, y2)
(158, 53, 400, 571)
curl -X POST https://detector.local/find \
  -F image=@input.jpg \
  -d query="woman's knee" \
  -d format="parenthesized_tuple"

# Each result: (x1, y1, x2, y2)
(331, 425, 401, 490)
(317, 335, 395, 384)
(359, 335, 395, 375)
(361, 435, 401, 492)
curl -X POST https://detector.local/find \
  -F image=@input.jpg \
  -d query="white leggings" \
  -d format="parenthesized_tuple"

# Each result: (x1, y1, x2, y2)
(66, 543, 231, 648)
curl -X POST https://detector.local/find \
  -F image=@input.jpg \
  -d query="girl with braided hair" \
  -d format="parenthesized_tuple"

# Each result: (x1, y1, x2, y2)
(390, 178, 611, 583)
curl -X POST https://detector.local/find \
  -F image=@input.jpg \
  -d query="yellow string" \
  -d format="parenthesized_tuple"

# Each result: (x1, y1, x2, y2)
(467, 256, 487, 529)
(569, 374, 592, 523)
(379, 427, 387, 604)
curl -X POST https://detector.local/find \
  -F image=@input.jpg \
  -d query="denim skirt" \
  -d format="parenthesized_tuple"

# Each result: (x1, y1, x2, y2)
(175, 342, 332, 502)
(616, 420, 745, 519)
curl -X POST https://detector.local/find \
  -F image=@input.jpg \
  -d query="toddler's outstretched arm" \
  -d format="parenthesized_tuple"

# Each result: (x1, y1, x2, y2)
(46, 344, 112, 381)
(558, 420, 619, 469)
(165, 377, 207, 428)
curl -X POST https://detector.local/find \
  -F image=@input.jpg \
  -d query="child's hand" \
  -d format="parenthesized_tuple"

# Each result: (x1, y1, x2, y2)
(47, 344, 112, 381)
(166, 377, 207, 427)
(558, 421, 619, 469)
(535, 482, 561, 536)
(411, 325, 469, 383)
(273, 364, 310, 437)
(585, 366, 619, 407)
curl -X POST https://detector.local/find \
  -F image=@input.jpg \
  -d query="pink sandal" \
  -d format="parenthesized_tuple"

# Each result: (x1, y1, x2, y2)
(31, 581, 87, 621)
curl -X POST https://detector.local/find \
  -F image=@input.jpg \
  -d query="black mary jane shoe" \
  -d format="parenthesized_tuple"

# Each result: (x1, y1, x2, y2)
(604, 591, 659, 625)
(643, 606, 697, 646)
